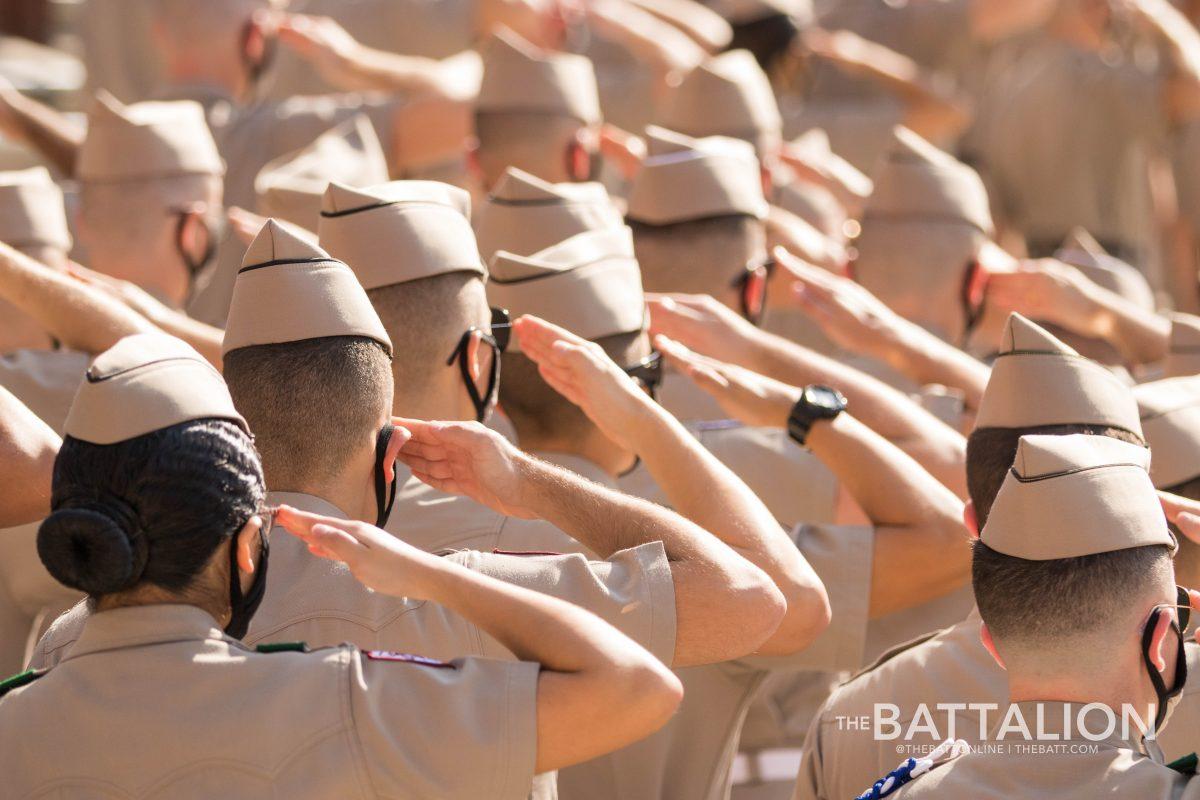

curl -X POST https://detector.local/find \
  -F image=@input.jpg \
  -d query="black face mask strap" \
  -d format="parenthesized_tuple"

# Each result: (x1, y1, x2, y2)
(375, 424, 399, 528)
(176, 213, 218, 283)
(225, 521, 269, 640)
(455, 338, 500, 423)
(1142, 607, 1188, 731)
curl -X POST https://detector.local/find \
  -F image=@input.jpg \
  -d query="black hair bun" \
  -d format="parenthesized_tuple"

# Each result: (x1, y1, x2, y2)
(37, 504, 147, 595)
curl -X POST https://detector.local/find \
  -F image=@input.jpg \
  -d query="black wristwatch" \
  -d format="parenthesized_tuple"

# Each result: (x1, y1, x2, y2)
(787, 385, 848, 446)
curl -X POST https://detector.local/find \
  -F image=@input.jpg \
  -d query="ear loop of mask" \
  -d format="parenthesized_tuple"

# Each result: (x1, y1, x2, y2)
(1141, 606, 1189, 733)
(239, 19, 277, 90)
(455, 333, 501, 423)
(176, 213, 218, 283)
(958, 259, 988, 350)
(225, 517, 270, 640)
(375, 424, 399, 529)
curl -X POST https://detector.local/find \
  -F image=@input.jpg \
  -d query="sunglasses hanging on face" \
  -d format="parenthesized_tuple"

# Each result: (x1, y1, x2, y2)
(447, 307, 511, 422)
(623, 351, 664, 398)
(733, 256, 775, 327)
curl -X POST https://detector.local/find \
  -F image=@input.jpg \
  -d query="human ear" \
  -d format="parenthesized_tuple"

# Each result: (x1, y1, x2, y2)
(1149, 608, 1174, 673)
(465, 329, 485, 384)
(963, 500, 979, 538)
(235, 515, 264, 575)
(980, 622, 1006, 670)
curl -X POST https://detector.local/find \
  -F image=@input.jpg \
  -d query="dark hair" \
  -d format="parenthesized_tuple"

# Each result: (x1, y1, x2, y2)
(37, 419, 264, 597)
(966, 424, 1146, 525)
(727, 13, 801, 75)
(500, 330, 648, 440)
(473, 110, 585, 184)
(223, 336, 392, 488)
(972, 539, 1172, 645)
(628, 215, 765, 295)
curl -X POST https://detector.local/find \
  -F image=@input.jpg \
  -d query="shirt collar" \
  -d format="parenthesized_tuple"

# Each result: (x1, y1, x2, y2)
(63, 604, 235, 662)
(267, 491, 350, 521)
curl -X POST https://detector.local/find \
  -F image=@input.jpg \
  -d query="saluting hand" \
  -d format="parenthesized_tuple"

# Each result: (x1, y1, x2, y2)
(645, 293, 757, 366)
(776, 247, 904, 359)
(274, 505, 443, 600)
(393, 417, 539, 519)
(513, 315, 660, 452)
(657, 335, 799, 429)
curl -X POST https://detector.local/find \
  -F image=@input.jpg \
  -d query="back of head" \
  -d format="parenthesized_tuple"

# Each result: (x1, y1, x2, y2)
(221, 221, 393, 487)
(966, 314, 1144, 524)
(973, 435, 1173, 666)
(38, 333, 261, 602)
(627, 127, 768, 296)
(488, 227, 650, 441)
(474, 28, 600, 187)
(0, 167, 72, 265)
(154, 0, 264, 57)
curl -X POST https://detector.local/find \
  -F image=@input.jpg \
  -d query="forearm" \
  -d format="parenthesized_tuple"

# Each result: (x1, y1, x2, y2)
(331, 46, 453, 95)
(0, 244, 156, 353)
(624, 0, 731, 52)
(0, 88, 83, 176)
(1142, 0, 1200, 83)
(0, 386, 59, 528)
(744, 328, 968, 492)
(137, 306, 225, 370)
(587, 0, 705, 78)
(874, 318, 991, 411)
(1085, 293, 1171, 366)
(807, 413, 962, 531)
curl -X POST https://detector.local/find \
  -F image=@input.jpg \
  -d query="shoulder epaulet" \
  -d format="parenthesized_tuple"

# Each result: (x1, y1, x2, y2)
(856, 739, 969, 799)
(0, 668, 47, 698)
(847, 627, 948, 683)
(1168, 752, 1198, 775)
(256, 642, 309, 654)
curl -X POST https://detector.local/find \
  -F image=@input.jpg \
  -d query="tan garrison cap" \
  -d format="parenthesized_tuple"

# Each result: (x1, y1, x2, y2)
(658, 50, 782, 154)
(1054, 228, 1155, 312)
(982, 434, 1170, 560)
(975, 314, 1142, 432)
(1165, 312, 1200, 378)
(318, 180, 484, 291)
(64, 333, 246, 445)
(488, 227, 645, 351)
(475, 167, 624, 261)
(0, 167, 71, 251)
(864, 127, 992, 234)
(223, 220, 392, 355)
(476, 27, 601, 124)
(786, 128, 873, 200)
(254, 114, 390, 232)
(1136, 376, 1200, 488)
(76, 91, 224, 182)
(626, 127, 768, 224)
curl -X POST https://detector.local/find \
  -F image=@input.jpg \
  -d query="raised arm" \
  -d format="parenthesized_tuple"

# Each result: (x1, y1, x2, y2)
(0, 385, 60, 528)
(0, 78, 83, 177)
(647, 289, 970, 498)
(778, 249, 991, 412)
(986, 259, 1171, 366)
(0, 242, 156, 355)
(657, 340, 971, 617)
(514, 314, 830, 659)
(275, 505, 683, 773)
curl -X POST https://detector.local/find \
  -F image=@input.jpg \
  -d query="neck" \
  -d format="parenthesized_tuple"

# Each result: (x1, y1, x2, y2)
(515, 423, 636, 478)
(392, 366, 476, 423)
(1007, 657, 1156, 731)
(266, 464, 374, 524)
(89, 253, 185, 310)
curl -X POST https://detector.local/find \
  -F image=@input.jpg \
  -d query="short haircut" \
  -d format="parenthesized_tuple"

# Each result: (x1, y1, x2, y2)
(629, 215, 765, 295)
(155, 0, 263, 49)
(966, 424, 1146, 525)
(972, 540, 1172, 648)
(223, 336, 392, 487)
(38, 419, 264, 599)
(501, 330, 649, 441)
(473, 110, 584, 185)
(78, 176, 220, 261)
(367, 272, 487, 397)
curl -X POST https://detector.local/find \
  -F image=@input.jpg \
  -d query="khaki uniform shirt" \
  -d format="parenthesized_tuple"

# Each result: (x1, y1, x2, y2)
(794, 615, 1200, 800)
(4, 604, 539, 799)
(892, 700, 1200, 800)
(973, 35, 1162, 264)
(0, 348, 88, 672)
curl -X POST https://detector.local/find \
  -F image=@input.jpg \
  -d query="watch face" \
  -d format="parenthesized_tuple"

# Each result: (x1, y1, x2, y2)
(806, 386, 846, 414)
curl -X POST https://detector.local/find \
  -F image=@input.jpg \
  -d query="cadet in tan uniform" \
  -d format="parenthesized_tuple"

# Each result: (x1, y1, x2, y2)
(881, 434, 1194, 799)
(2, 332, 684, 799)
(473, 27, 603, 189)
(790, 313, 1198, 800)
(253, 113, 391, 234)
